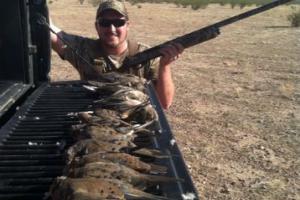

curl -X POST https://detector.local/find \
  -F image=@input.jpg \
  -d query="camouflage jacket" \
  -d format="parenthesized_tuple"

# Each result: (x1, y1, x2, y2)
(59, 32, 159, 81)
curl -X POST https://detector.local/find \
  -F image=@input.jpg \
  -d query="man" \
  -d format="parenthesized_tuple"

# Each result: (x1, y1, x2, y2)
(50, 0, 183, 109)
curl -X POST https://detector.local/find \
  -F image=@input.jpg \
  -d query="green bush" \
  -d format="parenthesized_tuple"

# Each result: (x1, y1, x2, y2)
(288, 10, 300, 27)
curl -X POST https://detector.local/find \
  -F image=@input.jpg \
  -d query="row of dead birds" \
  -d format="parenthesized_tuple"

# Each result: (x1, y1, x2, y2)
(49, 73, 183, 200)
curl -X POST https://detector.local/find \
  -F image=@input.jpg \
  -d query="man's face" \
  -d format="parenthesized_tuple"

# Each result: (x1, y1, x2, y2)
(96, 10, 129, 49)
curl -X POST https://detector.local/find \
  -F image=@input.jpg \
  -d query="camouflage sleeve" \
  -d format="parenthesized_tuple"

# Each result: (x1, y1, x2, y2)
(59, 32, 87, 71)
(148, 57, 159, 82)
(137, 42, 160, 82)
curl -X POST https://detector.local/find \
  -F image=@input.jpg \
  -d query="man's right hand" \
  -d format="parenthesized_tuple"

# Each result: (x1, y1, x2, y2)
(49, 18, 65, 57)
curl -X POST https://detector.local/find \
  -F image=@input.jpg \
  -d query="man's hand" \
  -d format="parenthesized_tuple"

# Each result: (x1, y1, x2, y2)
(159, 43, 184, 67)
(49, 18, 66, 57)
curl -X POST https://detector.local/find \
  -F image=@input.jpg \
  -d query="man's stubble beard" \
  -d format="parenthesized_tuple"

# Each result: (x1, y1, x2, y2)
(102, 31, 128, 49)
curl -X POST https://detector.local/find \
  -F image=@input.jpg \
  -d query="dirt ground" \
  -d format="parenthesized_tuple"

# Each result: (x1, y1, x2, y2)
(49, 1, 300, 199)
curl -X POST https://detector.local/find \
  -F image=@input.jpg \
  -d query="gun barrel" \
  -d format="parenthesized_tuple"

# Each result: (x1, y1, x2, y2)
(122, 0, 293, 69)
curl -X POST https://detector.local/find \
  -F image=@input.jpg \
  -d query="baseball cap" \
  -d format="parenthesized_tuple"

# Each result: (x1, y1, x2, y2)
(96, 0, 128, 19)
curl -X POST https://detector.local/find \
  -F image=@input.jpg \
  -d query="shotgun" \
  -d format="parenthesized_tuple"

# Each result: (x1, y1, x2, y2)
(122, 0, 293, 69)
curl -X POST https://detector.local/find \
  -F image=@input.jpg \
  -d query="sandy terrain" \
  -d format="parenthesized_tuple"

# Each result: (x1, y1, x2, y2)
(49, 0, 300, 199)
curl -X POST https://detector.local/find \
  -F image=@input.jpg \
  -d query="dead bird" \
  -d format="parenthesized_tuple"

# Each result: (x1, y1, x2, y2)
(77, 111, 131, 128)
(77, 111, 157, 132)
(70, 152, 167, 174)
(71, 124, 137, 143)
(83, 83, 142, 98)
(67, 139, 169, 164)
(103, 87, 149, 102)
(72, 118, 155, 137)
(102, 178, 171, 200)
(67, 139, 136, 164)
(131, 148, 170, 159)
(93, 103, 158, 127)
(93, 97, 144, 112)
(68, 161, 183, 188)
(121, 102, 159, 125)
(50, 177, 170, 200)
(93, 72, 146, 91)
(92, 102, 160, 130)
(83, 73, 146, 94)
(49, 176, 125, 200)
(72, 124, 155, 148)
(94, 108, 120, 119)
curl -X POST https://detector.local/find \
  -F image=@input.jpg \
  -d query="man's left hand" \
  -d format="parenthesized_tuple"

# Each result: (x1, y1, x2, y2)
(159, 43, 184, 67)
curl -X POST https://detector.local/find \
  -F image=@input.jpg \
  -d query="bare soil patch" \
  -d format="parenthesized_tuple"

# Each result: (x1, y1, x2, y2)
(49, 1, 300, 199)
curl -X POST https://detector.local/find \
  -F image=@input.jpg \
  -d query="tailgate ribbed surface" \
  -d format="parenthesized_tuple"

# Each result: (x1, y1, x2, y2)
(0, 81, 200, 200)
(0, 82, 93, 200)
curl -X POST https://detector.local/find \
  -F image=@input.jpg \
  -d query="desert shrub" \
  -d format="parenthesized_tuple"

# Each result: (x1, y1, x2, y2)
(288, 9, 300, 27)
(78, 0, 298, 11)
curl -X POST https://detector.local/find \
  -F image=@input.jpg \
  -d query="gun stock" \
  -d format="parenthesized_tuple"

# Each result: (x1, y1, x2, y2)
(122, 0, 293, 69)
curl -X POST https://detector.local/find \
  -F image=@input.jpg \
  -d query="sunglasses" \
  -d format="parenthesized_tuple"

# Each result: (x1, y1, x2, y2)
(97, 19, 127, 28)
